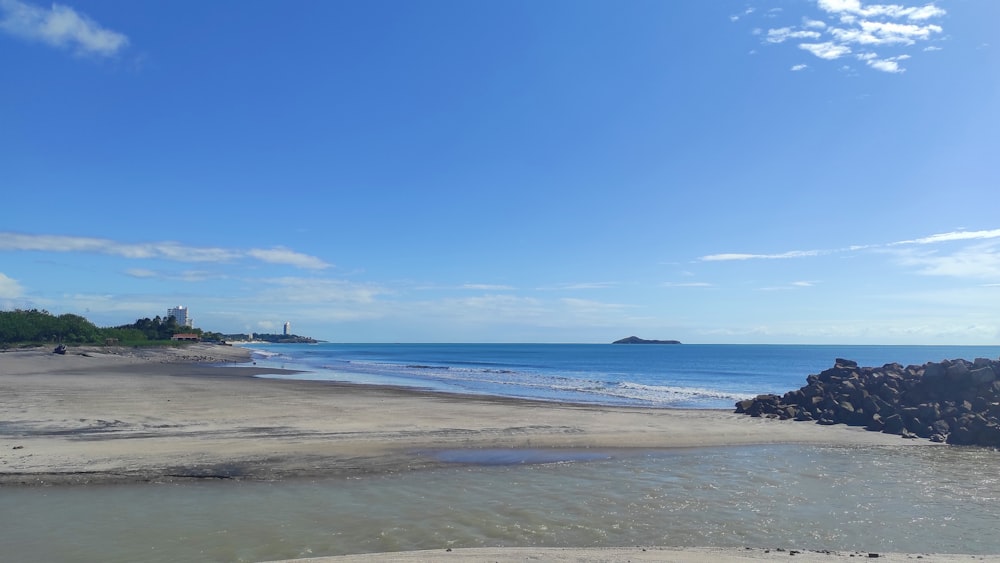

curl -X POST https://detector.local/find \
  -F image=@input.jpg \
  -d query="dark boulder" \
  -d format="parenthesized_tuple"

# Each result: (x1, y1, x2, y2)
(735, 356, 1000, 447)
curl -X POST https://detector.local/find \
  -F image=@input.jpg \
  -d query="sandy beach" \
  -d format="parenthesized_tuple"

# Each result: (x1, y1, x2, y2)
(7, 344, 986, 563)
(0, 343, 921, 486)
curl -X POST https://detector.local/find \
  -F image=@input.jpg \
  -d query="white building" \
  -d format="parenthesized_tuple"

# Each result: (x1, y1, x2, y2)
(167, 306, 193, 328)
(283, 322, 291, 336)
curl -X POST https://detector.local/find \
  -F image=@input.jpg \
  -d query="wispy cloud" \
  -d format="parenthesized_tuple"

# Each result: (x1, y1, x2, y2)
(536, 282, 619, 291)
(701, 250, 824, 262)
(246, 247, 330, 270)
(892, 229, 1000, 245)
(743, 0, 945, 73)
(461, 283, 516, 291)
(767, 27, 822, 43)
(730, 7, 755, 22)
(891, 243, 1000, 280)
(0, 0, 128, 57)
(257, 276, 386, 303)
(663, 282, 714, 288)
(0, 232, 331, 270)
(701, 229, 1000, 262)
(125, 268, 227, 282)
(791, 63, 809, 71)
(700, 229, 1000, 282)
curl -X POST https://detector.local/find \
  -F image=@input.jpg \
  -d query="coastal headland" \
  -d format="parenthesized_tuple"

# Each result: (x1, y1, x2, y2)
(0, 344, 918, 486)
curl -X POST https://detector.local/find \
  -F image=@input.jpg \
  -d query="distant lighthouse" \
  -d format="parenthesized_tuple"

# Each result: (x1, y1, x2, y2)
(283, 322, 291, 336)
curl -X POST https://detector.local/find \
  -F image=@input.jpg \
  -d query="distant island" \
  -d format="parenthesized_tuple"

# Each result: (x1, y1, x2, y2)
(612, 336, 681, 345)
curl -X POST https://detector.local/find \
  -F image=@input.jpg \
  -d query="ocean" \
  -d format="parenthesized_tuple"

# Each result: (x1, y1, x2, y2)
(5, 343, 1000, 562)
(244, 343, 1000, 409)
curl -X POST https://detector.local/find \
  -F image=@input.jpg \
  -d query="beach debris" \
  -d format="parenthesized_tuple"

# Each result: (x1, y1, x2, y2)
(736, 357, 1000, 447)
(53, 344, 67, 354)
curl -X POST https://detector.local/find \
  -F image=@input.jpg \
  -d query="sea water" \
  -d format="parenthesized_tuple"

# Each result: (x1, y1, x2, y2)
(3, 444, 1000, 562)
(246, 343, 1000, 409)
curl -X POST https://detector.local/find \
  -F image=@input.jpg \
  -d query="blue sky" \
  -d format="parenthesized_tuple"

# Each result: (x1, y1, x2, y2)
(1, 0, 997, 344)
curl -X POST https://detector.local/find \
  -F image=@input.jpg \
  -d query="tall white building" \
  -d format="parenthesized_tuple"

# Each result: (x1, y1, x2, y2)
(167, 306, 192, 328)
(283, 322, 291, 336)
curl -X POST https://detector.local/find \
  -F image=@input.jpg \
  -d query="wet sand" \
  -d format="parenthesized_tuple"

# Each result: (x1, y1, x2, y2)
(1, 344, 922, 486)
(272, 546, 1000, 562)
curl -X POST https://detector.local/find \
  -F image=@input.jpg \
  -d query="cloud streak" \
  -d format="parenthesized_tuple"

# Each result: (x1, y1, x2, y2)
(701, 229, 1000, 263)
(0, 232, 331, 270)
(0, 0, 128, 57)
(700, 229, 1000, 282)
(701, 250, 824, 262)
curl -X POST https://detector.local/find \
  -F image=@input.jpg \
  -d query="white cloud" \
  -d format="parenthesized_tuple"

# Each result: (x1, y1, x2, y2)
(663, 282, 714, 288)
(731, 7, 755, 22)
(767, 27, 822, 43)
(700, 228, 1000, 283)
(701, 250, 822, 261)
(246, 247, 330, 270)
(893, 229, 1000, 245)
(0, 0, 128, 57)
(791, 63, 809, 71)
(0, 232, 330, 270)
(748, 0, 945, 74)
(125, 268, 157, 278)
(701, 229, 1000, 263)
(817, 0, 945, 21)
(923, 45, 942, 52)
(867, 58, 903, 72)
(891, 243, 1000, 280)
(0, 272, 24, 298)
(799, 41, 852, 59)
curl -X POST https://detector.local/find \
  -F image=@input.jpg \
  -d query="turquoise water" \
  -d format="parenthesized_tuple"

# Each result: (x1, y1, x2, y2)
(247, 343, 1000, 408)
(3, 444, 1000, 562)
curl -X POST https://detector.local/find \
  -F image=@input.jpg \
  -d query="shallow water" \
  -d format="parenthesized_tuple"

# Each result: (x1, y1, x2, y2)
(3, 444, 999, 562)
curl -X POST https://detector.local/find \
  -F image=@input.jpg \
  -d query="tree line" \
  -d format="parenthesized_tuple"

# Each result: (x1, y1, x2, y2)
(0, 309, 224, 346)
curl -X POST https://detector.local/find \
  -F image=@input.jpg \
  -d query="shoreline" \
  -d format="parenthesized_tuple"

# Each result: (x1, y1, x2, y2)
(267, 546, 1000, 562)
(0, 344, 929, 487)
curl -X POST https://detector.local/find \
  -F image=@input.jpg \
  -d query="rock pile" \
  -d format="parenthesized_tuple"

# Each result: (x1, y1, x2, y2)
(735, 357, 1000, 447)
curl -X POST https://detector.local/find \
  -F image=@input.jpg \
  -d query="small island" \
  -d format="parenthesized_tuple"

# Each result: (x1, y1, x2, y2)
(612, 336, 681, 345)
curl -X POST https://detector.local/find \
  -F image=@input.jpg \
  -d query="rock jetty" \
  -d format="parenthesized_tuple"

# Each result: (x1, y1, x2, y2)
(735, 357, 1000, 447)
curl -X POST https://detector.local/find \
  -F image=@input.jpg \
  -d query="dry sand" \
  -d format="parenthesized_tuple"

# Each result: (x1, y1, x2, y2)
(0, 343, 922, 486)
(4, 344, 977, 563)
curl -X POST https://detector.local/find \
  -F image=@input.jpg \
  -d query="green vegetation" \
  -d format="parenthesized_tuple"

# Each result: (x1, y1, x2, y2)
(221, 333, 319, 344)
(0, 309, 224, 347)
